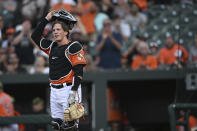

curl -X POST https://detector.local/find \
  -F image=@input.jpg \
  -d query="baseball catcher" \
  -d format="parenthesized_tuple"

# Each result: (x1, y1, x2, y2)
(31, 10, 86, 131)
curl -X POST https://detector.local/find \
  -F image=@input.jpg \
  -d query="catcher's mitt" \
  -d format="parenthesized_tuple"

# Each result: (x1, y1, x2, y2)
(64, 101, 85, 122)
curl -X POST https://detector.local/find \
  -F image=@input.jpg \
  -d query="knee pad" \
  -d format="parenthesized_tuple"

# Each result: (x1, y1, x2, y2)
(51, 118, 63, 130)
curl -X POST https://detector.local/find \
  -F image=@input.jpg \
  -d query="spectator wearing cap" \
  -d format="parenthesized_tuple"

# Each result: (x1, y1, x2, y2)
(0, 82, 15, 130)
(158, 36, 189, 69)
(25, 97, 46, 131)
(131, 42, 158, 70)
(1, 28, 15, 54)
(96, 18, 123, 69)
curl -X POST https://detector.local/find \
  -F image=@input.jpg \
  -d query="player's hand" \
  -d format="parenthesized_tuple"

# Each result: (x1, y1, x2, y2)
(68, 90, 77, 105)
(45, 10, 55, 21)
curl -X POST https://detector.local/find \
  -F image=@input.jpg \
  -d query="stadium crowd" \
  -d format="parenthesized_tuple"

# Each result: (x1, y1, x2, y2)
(0, 0, 196, 75)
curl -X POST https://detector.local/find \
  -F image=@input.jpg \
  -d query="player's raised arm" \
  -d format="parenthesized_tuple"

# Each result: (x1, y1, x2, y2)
(31, 11, 54, 47)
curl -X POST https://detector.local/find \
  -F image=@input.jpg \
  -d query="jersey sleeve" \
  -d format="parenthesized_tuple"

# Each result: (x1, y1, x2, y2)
(69, 49, 86, 67)
(31, 18, 53, 55)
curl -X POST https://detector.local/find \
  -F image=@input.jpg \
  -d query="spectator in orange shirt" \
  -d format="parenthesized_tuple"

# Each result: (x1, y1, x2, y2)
(0, 82, 15, 130)
(51, 0, 73, 12)
(131, 42, 158, 70)
(158, 37, 189, 69)
(73, 0, 98, 40)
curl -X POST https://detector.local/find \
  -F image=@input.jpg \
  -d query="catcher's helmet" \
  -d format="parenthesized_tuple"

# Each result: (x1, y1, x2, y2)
(52, 10, 77, 30)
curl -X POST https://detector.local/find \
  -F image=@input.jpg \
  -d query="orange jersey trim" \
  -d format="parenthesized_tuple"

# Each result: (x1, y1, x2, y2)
(50, 70, 74, 84)
(69, 50, 86, 67)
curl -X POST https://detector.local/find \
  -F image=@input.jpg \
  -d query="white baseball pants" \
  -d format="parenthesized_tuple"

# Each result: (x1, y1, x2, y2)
(50, 83, 82, 120)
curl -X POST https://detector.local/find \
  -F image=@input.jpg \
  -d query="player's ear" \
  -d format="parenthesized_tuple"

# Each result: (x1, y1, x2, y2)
(64, 31, 68, 36)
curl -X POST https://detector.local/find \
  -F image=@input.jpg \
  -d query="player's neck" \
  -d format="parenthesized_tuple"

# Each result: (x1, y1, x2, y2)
(58, 37, 70, 46)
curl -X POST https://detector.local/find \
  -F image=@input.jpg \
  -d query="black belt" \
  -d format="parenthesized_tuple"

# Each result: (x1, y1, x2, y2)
(51, 83, 72, 89)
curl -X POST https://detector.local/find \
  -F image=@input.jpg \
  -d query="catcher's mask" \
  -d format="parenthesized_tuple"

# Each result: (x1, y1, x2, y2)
(52, 10, 77, 30)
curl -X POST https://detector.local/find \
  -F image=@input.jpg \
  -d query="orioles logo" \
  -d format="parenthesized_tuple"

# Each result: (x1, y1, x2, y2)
(77, 104, 82, 109)
(77, 53, 83, 60)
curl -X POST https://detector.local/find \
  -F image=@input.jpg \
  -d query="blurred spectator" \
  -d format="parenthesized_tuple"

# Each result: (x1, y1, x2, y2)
(131, 42, 158, 70)
(131, 0, 148, 12)
(51, 0, 73, 12)
(189, 36, 197, 64)
(29, 55, 49, 74)
(112, 14, 131, 41)
(124, 3, 147, 31)
(96, 0, 114, 18)
(42, 24, 52, 39)
(50, 0, 76, 6)
(0, 15, 4, 42)
(70, 28, 84, 42)
(14, 111, 25, 131)
(0, 82, 15, 130)
(13, 19, 35, 65)
(121, 54, 129, 70)
(0, 48, 7, 75)
(1, 0, 17, 27)
(94, 11, 109, 33)
(149, 42, 159, 58)
(176, 110, 197, 131)
(26, 97, 46, 131)
(1, 28, 16, 54)
(124, 36, 146, 66)
(113, 0, 129, 19)
(6, 52, 26, 74)
(21, 0, 47, 23)
(107, 88, 122, 131)
(83, 43, 97, 72)
(158, 37, 189, 69)
(96, 19, 123, 69)
(73, 0, 98, 41)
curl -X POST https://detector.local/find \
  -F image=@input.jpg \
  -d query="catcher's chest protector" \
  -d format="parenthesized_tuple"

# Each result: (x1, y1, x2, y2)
(49, 42, 72, 81)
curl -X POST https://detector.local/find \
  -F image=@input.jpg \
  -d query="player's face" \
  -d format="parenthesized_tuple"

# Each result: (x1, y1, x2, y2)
(52, 23, 67, 42)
